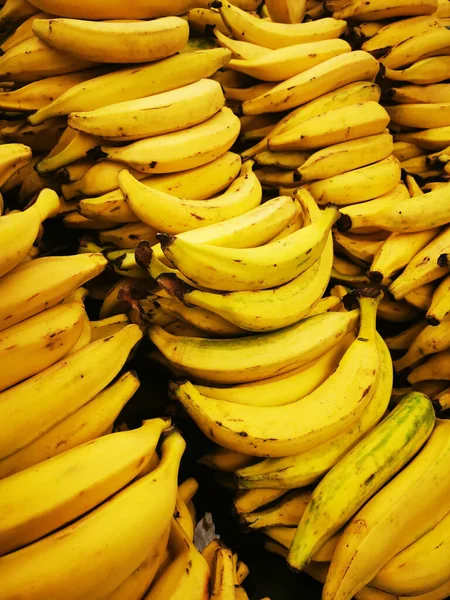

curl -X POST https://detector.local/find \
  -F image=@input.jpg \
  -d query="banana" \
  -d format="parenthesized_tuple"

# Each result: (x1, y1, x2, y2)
(382, 25, 450, 69)
(156, 203, 339, 291)
(394, 320, 450, 371)
(214, 27, 270, 60)
(385, 56, 450, 85)
(210, 545, 235, 600)
(144, 517, 210, 600)
(0, 35, 99, 83)
(373, 508, 450, 596)
(253, 166, 297, 187)
(99, 223, 158, 250)
(242, 51, 379, 114)
(435, 386, 450, 410)
(387, 103, 450, 129)
(62, 161, 146, 199)
(169, 291, 382, 457)
(98, 107, 240, 174)
(269, 101, 389, 151)
(99, 278, 151, 319)
(187, 8, 229, 35)
(58, 158, 97, 184)
(227, 39, 351, 81)
(150, 305, 359, 384)
(233, 489, 287, 514)
(198, 446, 257, 471)
(338, 183, 450, 233)
(240, 489, 311, 528)
(0, 0, 37, 26)
(330, 0, 438, 20)
(28, 48, 231, 125)
(388, 227, 450, 299)
(0, 301, 85, 393)
(0, 371, 141, 479)
(193, 333, 355, 407)
(36, 130, 100, 174)
(0, 142, 32, 189)
(64, 212, 118, 230)
(265, 0, 306, 22)
(217, 1, 346, 48)
(405, 174, 424, 197)
(385, 320, 428, 350)
(234, 332, 392, 488)
(0, 187, 59, 277)
(404, 282, 435, 311)
(119, 160, 261, 234)
(426, 274, 450, 324)
(393, 141, 426, 161)
(400, 155, 442, 178)
(395, 125, 450, 150)
(323, 418, 450, 600)
(32, 16, 189, 64)
(309, 155, 401, 206)
(0, 324, 142, 461)
(0, 418, 169, 555)
(90, 314, 130, 342)
(387, 83, 450, 104)
(255, 150, 310, 170)
(242, 80, 381, 157)
(0, 428, 184, 600)
(295, 131, 393, 182)
(334, 232, 386, 264)
(266, 527, 340, 562)
(288, 392, 434, 571)
(1, 10, 50, 52)
(408, 350, 450, 383)
(68, 78, 224, 141)
(0, 252, 106, 331)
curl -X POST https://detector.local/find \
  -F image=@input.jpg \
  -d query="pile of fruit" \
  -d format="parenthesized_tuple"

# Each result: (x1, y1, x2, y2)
(1, 0, 450, 598)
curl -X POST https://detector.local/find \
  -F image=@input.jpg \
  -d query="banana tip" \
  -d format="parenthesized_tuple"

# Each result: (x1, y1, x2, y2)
(336, 213, 352, 232)
(135, 241, 152, 269)
(367, 270, 383, 284)
(156, 273, 193, 302)
(437, 253, 449, 268)
(158, 232, 176, 250)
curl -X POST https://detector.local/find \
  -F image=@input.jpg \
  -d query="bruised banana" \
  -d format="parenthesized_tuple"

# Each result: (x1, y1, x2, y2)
(169, 291, 381, 457)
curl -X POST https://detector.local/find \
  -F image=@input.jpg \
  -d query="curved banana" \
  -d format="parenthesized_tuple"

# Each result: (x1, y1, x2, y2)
(309, 155, 401, 205)
(338, 183, 450, 232)
(0, 0, 38, 26)
(0, 371, 140, 479)
(385, 56, 450, 85)
(0, 428, 184, 600)
(227, 38, 351, 81)
(217, 0, 346, 48)
(242, 51, 379, 115)
(234, 489, 286, 514)
(394, 319, 450, 371)
(288, 392, 434, 571)
(169, 292, 381, 457)
(99, 223, 158, 250)
(295, 131, 393, 182)
(119, 160, 261, 234)
(62, 161, 146, 199)
(235, 332, 392, 488)
(408, 350, 450, 384)
(255, 150, 309, 170)
(36, 130, 100, 174)
(0, 252, 107, 332)
(0, 35, 99, 83)
(199, 446, 257, 472)
(393, 141, 426, 161)
(240, 489, 311, 528)
(184, 8, 230, 36)
(1, 10, 51, 52)
(68, 78, 224, 141)
(330, 0, 438, 20)
(150, 306, 359, 384)
(382, 25, 450, 69)
(384, 320, 428, 350)
(214, 27, 270, 60)
(0, 418, 169, 555)
(323, 418, 450, 600)
(0, 187, 59, 277)
(210, 545, 235, 600)
(387, 83, 450, 104)
(0, 142, 32, 188)
(156, 203, 339, 291)
(334, 231, 386, 264)
(98, 106, 240, 174)
(426, 274, 450, 324)
(386, 103, 450, 129)
(395, 125, 450, 150)
(28, 47, 231, 125)
(269, 101, 389, 151)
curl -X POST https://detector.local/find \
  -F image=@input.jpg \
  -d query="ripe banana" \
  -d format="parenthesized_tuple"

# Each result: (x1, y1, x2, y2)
(0, 301, 85, 393)
(386, 103, 450, 129)
(0, 35, 99, 83)
(169, 291, 382, 457)
(240, 489, 311, 529)
(393, 141, 426, 160)
(338, 183, 450, 232)
(150, 306, 359, 384)
(265, 0, 306, 22)
(227, 39, 351, 81)
(426, 274, 450, 324)
(269, 101, 389, 151)
(382, 25, 450, 69)
(62, 161, 146, 199)
(0, 142, 32, 189)
(0, 371, 141, 479)
(28, 47, 231, 125)
(234, 332, 392, 487)
(408, 350, 450, 383)
(387, 83, 450, 104)
(156, 203, 339, 291)
(199, 446, 257, 472)
(288, 392, 434, 571)
(242, 51, 379, 114)
(0, 428, 184, 600)
(36, 129, 100, 174)
(98, 106, 240, 174)
(69, 78, 225, 141)
(234, 489, 286, 514)
(0, 0, 37, 25)
(0, 418, 169, 555)
(1, 10, 50, 52)
(32, 16, 189, 63)
(210, 545, 235, 600)
(329, 0, 438, 20)
(309, 155, 401, 206)
(385, 56, 450, 85)
(98, 223, 158, 250)
(385, 320, 428, 350)
(394, 319, 450, 371)
(255, 150, 310, 170)
(323, 418, 450, 600)
(0, 252, 107, 331)
(334, 231, 387, 264)
(214, 27, 270, 60)
(119, 160, 261, 234)
(295, 131, 393, 182)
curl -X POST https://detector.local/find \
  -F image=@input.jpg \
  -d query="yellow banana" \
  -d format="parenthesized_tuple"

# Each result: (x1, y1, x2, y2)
(266, 527, 339, 562)
(394, 319, 450, 371)
(408, 350, 450, 383)
(242, 51, 379, 114)
(0, 418, 169, 555)
(0, 428, 184, 600)
(0, 371, 141, 479)
(1, 10, 50, 52)
(58, 157, 97, 184)
(214, 27, 270, 60)
(255, 149, 310, 170)
(36, 129, 100, 174)
(68, 78, 224, 141)
(233, 489, 287, 514)
(186, 8, 229, 36)
(90, 314, 130, 341)
(426, 274, 450, 324)
(150, 306, 359, 384)
(217, 0, 346, 48)
(265, 0, 306, 22)
(227, 38, 351, 81)
(384, 320, 428, 350)
(119, 160, 261, 234)
(385, 56, 450, 85)
(198, 446, 257, 472)
(405, 173, 425, 197)
(98, 223, 158, 250)
(32, 16, 189, 64)
(252, 166, 297, 187)
(62, 161, 146, 199)
(382, 25, 450, 69)
(393, 141, 426, 161)
(330, 0, 438, 20)
(240, 489, 311, 528)
(323, 418, 450, 600)
(387, 103, 450, 128)
(0, 142, 32, 189)
(234, 332, 392, 487)
(169, 292, 381, 457)
(28, 47, 231, 125)
(334, 231, 387, 264)
(395, 125, 450, 150)
(98, 106, 240, 174)
(435, 386, 450, 410)
(0, 0, 37, 25)
(387, 83, 450, 104)
(210, 545, 235, 600)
